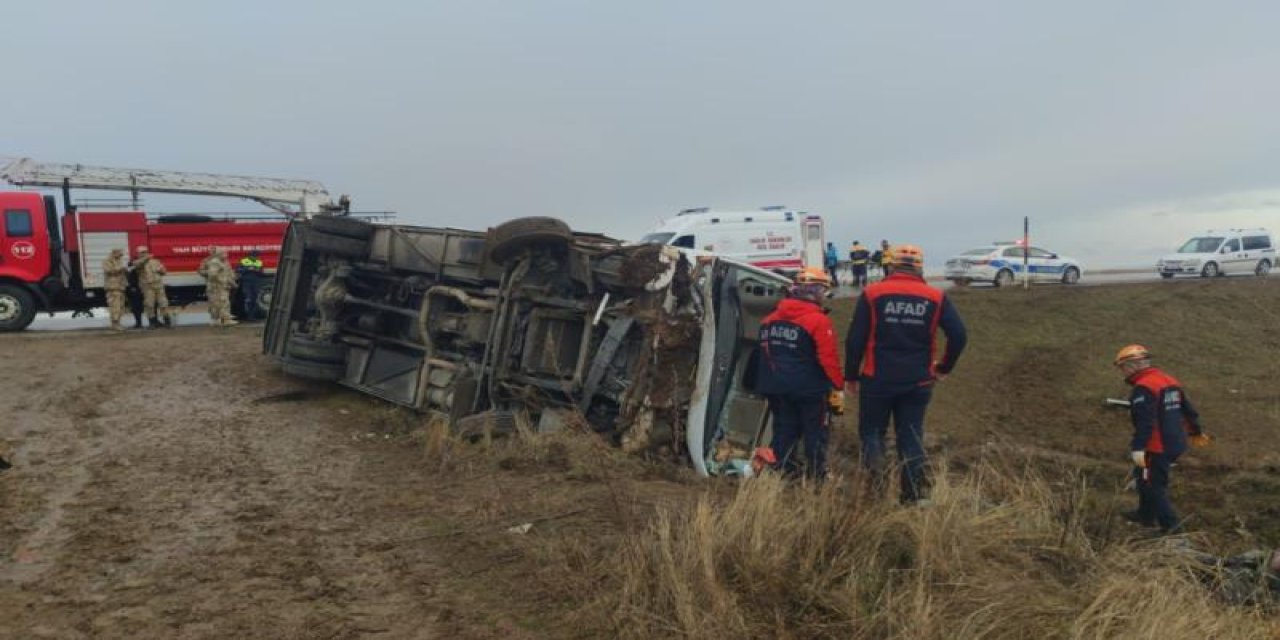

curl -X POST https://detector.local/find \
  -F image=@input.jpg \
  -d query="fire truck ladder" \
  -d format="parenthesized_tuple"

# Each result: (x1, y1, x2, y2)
(0, 157, 331, 218)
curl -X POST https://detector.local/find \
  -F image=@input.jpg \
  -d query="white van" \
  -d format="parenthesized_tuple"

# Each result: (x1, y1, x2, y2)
(639, 206, 826, 274)
(1157, 228, 1275, 278)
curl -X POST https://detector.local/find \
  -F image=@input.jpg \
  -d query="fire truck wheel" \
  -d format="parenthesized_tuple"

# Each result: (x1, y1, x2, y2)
(487, 217, 572, 265)
(257, 282, 274, 312)
(286, 335, 347, 364)
(303, 228, 369, 259)
(281, 356, 346, 382)
(310, 215, 374, 240)
(0, 284, 37, 332)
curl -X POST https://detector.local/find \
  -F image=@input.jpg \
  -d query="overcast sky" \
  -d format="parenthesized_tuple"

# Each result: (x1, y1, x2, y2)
(4, 1, 1279, 267)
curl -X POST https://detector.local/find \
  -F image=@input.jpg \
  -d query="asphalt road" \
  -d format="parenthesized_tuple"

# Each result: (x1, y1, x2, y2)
(27, 309, 218, 332)
(18, 269, 1239, 334)
(831, 268, 1166, 296)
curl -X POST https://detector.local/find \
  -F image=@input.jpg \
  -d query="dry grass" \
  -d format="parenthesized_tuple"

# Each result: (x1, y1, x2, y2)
(829, 278, 1280, 549)
(397, 280, 1280, 637)
(604, 457, 1276, 639)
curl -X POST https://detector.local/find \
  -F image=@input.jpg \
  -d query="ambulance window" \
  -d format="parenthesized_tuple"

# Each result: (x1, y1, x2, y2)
(806, 225, 821, 241)
(1223, 238, 1240, 252)
(672, 235, 695, 249)
(4, 210, 33, 237)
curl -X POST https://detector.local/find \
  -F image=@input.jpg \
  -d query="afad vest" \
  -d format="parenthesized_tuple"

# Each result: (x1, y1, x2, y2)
(1131, 368, 1191, 456)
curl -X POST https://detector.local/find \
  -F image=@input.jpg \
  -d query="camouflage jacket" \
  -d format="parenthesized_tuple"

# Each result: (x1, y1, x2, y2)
(102, 256, 129, 291)
(198, 255, 237, 287)
(136, 257, 167, 286)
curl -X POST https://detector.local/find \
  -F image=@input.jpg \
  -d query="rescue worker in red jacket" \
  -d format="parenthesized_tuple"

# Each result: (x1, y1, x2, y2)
(844, 245, 966, 504)
(755, 267, 843, 479)
(1114, 345, 1210, 533)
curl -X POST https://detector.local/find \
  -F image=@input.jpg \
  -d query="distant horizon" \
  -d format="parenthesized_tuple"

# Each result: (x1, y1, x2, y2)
(11, 183, 1266, 273)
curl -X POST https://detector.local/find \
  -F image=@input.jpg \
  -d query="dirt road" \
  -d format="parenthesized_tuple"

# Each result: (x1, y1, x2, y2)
(0, 326, 643, 639)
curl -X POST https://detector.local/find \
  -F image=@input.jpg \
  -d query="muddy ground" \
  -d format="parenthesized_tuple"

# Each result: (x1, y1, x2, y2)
(0, 326, 682, 639)
(3, 278, 1278, 638)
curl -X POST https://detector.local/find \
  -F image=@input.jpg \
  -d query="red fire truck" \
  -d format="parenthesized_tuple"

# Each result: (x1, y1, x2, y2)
(0, 158, 334, 331)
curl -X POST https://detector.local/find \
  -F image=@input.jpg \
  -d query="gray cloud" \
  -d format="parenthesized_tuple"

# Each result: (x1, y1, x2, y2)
(4, 0, 1278, 268)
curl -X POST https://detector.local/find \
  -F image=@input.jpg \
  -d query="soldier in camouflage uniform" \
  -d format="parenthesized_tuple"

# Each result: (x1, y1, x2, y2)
(102, 248, 129, 332)
(198, 247, 238, 327)
(134, 246, 172, 328)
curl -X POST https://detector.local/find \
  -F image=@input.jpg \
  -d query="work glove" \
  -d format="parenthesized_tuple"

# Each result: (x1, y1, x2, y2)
(750, 447, 777, 475)
(1189, 433, 1212, 449)
(1130, 451, 1147, 468)
(827, 390, 845, 416)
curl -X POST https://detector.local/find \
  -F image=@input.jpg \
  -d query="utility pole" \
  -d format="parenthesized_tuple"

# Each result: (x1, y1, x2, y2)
(1023, 216, 1030, 290)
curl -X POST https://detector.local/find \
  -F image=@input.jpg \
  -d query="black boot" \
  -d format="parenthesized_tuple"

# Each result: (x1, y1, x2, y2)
(1122, 510, 1156, 527)
(147, 316, 160, 329)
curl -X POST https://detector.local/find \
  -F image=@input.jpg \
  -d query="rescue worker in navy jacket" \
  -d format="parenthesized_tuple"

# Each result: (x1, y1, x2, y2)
(755, 267, 844, 479)
(849, 241, 870, 288)
(844, 245, 966, 504)
(237, 250, 266, 320)
(1114, 345, 1210, 533)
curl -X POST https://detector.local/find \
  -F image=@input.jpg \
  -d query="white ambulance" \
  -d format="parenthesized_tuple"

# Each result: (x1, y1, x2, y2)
(638, 206, 826, 275)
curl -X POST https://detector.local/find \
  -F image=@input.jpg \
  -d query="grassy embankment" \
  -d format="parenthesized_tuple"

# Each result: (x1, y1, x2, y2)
(400, 278, 1279, 638)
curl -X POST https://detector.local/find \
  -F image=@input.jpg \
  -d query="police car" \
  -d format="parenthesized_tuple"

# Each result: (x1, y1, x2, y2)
(944, 242, 1084, 287)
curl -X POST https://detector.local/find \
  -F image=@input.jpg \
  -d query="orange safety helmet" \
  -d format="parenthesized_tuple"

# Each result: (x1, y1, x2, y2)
(1113, 344, 1152, 366)
(794, 266, 833, 288)
(891, 244, 924, 270)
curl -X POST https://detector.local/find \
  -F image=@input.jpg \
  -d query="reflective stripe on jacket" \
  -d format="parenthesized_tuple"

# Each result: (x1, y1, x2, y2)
(844, 272, 967, 393)
(1128, 367, 1202, 456)
(755, 298, 842, 396)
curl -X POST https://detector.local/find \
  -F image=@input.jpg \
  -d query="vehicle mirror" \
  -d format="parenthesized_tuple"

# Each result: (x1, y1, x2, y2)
(1048, 253, 1058, 259)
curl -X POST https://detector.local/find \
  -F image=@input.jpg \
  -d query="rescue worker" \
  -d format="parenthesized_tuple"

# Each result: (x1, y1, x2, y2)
(237, 249, 266, 320)
(125, 256, 145, 329)
(755, 267, 844, 479)
(878, 239, 893, 277)
(101, 248, 129, 332)
(1114, 345, 1210, 534)
(849, 240, 870, 288)
(824, 242, 840, 284)
(198, 247, 239, 327)
(844, 245, 966, 504)
(134, 246, 172, 328)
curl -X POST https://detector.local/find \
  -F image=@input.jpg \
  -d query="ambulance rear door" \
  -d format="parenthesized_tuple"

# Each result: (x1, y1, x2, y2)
(801, 215, 825, 269)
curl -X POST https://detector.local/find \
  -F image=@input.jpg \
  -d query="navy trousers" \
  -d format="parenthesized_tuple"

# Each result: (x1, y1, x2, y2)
(859, 385, 932, 503)
(240, 278, 262, 320)
(851, 265, 868, 288)
(1135, 453, 1180, 532)
(768, 393, 829, 480)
